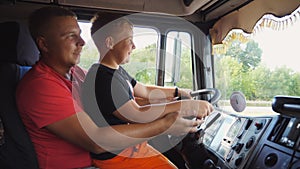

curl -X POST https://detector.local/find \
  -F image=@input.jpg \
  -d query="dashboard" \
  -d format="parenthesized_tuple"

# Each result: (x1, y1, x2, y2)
(200, 108, 300, 169)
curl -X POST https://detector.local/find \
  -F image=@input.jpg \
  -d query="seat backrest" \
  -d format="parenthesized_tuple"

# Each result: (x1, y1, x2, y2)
(0, 21, 40, 169)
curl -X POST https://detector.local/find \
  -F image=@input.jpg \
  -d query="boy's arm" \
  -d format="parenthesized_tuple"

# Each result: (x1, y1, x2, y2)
(134, 82, 192, 101)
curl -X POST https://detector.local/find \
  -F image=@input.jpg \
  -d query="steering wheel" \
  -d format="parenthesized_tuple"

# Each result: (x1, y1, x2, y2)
(167, 88, 221, 146)
(167, 88, 221, 168)
(190, 88, 221, 105)
(149, 88, 221, 168)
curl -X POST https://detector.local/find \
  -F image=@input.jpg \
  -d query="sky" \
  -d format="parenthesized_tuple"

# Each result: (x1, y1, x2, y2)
(252, 19, 300, 72)
(79, 22, 93, 43)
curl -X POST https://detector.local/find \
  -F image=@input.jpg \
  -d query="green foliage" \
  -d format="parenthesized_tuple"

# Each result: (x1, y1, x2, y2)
(251, 65, 273, 100)
(215, 39, 300, 101)
(78, 40, 99, 70)
(123, 43, 193, 88)
(123, 44, 157, 85)
(174, 46, 193, 89)
(225, 40, 262, 72)
(135, 69, 156, 84)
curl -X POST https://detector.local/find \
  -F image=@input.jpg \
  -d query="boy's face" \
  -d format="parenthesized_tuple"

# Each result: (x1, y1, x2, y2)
(111, 23, 136, 65)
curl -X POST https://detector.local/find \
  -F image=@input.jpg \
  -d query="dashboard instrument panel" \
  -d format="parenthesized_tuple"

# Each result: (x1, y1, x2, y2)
(197, 96, 300, 169)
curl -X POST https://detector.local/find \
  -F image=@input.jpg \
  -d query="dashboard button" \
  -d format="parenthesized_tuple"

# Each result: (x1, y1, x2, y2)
(246, 136, 255, 149)
(264, 153, 278, 167)
(255, 122, 263, 130)
(236, 129, 244, 139)
(235, 154, 244, 167)
(226, 149, 234, 162)
(235, 143, 244, 154)
(255, 119, 266, 134)
(245, 119, 253, 130)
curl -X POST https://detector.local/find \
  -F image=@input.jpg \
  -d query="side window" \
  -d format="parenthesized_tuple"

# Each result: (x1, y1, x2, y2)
(122, 27, 158, 85)
(78, 22, 193, 90)
(165, 31, 193, 89)
(78, 23, 159, 84)
(78, 21, 99, 70)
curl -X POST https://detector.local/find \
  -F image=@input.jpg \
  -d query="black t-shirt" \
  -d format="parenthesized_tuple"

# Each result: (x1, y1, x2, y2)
(81, 63, 137, 160)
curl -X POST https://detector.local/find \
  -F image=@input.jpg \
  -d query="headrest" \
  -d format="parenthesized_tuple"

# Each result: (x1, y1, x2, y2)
(0, 21, 39, 66)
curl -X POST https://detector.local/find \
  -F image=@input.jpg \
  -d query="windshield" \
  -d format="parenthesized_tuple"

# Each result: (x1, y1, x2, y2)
(213, 10, 300, 116)
(78, 9, 300, 117)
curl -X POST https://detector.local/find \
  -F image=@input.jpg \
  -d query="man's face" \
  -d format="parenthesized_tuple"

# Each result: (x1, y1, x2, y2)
(42, 16, 85, 68)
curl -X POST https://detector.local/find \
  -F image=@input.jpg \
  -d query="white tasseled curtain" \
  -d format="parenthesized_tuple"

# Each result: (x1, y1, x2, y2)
(210, 0, 300, 44)
(254, 8, 300, 33)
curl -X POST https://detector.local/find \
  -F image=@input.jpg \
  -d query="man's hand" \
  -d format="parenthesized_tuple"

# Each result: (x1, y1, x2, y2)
(179, 100, 214, 119)
(162, 112, 205, 136)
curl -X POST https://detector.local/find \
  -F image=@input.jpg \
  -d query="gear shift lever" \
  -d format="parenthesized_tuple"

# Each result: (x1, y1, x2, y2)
(177, 133, 221, 169)
(202, 159, 221, 169)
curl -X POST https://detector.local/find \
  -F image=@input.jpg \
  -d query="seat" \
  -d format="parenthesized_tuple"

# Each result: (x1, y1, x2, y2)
(0, 21, 39, 169)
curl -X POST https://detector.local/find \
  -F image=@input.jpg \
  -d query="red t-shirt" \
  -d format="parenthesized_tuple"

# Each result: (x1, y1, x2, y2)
(16, 61, 91, 169)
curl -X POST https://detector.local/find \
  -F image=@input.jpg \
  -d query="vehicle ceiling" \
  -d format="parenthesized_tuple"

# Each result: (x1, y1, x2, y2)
(0, 0, 300, 44)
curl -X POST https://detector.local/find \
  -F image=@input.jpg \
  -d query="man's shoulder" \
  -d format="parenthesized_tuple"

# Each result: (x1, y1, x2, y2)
(21, 65, 55, 84)
(18, 62, 67, 93)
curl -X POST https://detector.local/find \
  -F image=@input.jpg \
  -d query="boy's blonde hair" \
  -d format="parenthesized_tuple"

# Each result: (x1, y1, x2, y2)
(91, 12, 133, 55)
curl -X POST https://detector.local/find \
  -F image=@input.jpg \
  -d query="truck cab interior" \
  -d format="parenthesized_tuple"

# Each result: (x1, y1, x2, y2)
(1, 0, 300, 169)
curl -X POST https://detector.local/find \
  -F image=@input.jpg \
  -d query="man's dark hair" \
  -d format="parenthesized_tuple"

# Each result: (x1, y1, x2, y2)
(28, 6, 76, 40)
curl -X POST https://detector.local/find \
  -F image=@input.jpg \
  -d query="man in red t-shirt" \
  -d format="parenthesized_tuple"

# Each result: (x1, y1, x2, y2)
(17, 61, 91, 168)
(16, 6, 213, 169)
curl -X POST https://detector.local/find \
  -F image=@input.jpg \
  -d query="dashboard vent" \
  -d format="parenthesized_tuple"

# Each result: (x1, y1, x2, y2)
(269, 117, 289, 142)
(269, 117, 300, 149)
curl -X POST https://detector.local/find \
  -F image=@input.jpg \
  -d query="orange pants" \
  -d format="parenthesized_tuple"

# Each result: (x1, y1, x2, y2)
(92, 142, 177, 169)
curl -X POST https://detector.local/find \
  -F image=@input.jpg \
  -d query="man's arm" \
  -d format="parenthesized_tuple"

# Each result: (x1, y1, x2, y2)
(45, 111, 201, 154)
(114, 99, 213, 123)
